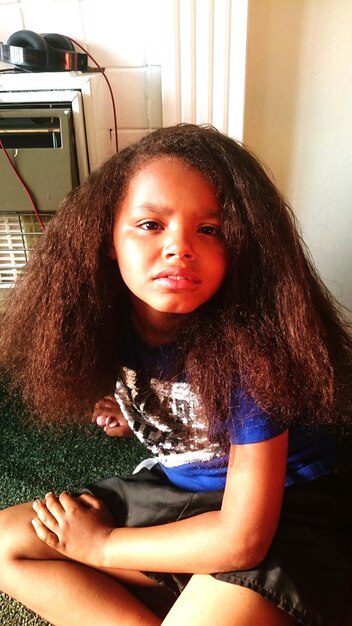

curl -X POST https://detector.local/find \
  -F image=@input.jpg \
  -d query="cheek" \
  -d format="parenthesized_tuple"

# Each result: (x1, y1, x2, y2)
(116, 260, 140, 296)
(115, 239, 150, 284)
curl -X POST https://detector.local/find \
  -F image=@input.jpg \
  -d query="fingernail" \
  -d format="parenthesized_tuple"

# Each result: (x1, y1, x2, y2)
(31, 518, 38, 526)
(32, 500, 39, 510)
(106, 417, 118, 427)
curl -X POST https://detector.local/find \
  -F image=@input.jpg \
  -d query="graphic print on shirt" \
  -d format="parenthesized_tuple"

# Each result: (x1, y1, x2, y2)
(115, 366, 227, 468)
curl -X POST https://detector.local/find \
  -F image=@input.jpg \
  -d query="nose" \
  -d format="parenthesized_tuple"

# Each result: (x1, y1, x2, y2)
(162, 226, 195, 260)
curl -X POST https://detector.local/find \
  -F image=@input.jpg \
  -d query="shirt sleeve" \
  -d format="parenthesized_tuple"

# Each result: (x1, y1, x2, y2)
(228, 389, 286, 445)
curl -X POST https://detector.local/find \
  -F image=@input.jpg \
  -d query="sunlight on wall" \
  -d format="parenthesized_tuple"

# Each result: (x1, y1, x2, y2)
(244, 0, 352, 314)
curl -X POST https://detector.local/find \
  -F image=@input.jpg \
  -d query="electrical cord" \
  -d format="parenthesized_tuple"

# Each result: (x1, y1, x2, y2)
(0, 137, 45, 230)
(0, 36, 119, 230)
(65, 36, 119, 153)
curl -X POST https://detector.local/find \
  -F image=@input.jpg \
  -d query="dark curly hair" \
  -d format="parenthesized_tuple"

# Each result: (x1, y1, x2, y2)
(0, 123, 351, 431)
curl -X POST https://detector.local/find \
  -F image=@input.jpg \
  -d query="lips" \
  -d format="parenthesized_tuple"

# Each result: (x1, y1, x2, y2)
(154, 268, 199, 281)
(153, 268, 200, 290)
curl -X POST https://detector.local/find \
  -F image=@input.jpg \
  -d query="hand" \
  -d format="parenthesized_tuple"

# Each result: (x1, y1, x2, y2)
(91, 395, 134, 438)
(32, 492, 115, 566)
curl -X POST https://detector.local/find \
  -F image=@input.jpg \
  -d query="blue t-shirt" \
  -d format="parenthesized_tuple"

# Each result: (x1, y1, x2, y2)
(115, 334, 337, 492)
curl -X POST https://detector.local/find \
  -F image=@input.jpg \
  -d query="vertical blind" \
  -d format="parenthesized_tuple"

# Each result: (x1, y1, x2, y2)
(161, 0, 248, 140)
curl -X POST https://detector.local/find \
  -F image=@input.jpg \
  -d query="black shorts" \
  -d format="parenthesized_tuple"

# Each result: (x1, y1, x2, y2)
(78, 465, 352, 626)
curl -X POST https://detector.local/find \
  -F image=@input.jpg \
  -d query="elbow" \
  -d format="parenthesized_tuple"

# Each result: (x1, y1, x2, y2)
(222, 535, 272, 572)
(238, 543, 269, 570)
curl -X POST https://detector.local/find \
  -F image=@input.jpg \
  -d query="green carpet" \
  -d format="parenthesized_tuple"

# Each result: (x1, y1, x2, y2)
(1, 386, 351, 625)
(0, 385, 148, 625)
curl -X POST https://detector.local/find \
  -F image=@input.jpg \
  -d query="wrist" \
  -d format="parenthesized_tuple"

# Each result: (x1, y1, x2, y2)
(99, 527, 116, 568)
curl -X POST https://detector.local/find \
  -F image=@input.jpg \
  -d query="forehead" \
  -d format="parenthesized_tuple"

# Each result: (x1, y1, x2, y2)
(122, 157, 219, 209)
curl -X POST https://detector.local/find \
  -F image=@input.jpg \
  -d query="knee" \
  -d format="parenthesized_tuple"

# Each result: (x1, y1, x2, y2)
(0, 507, 18, 589)
(0, 505, 20, 563)
(0, 502, 37, 595)
(0, 501, 61, 570)
(0, 502, 36, 563)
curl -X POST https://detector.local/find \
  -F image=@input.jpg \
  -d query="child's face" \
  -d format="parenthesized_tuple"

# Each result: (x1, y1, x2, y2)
(111, 157, 228, 330)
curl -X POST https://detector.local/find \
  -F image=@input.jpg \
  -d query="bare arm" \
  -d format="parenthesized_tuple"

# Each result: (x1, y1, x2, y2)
(32, 431, 288, 574)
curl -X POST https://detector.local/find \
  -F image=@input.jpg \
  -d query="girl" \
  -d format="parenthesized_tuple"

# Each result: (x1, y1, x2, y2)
(0, 124, 351, 626)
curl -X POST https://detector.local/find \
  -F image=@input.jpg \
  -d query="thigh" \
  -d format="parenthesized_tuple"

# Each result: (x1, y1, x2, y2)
(161, 574, 298, 626)
(0, 501, 61, 561)
(0, 502, 158, 579)
(0, 501, 176, 620)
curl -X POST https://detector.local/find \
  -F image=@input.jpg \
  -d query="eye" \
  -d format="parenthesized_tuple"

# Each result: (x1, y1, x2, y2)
(198, 225, 223, 237)
(138, 220, 163, 231)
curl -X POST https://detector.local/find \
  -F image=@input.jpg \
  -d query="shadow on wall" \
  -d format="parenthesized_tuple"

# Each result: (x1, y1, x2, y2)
(243, 0, 307, 193)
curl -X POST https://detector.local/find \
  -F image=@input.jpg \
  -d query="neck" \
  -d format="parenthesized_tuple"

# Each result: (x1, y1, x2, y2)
(131, 303, 187, 347)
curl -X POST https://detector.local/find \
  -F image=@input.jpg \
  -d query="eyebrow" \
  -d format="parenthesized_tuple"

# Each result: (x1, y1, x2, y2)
(133, 203, 221, 219)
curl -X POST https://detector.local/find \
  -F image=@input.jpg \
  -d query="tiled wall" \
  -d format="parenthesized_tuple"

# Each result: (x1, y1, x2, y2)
(0, 0, 163, 150)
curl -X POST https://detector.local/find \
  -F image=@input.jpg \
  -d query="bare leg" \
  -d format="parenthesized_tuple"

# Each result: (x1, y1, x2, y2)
(162, 574, 299, 626)
(0, 502, 167, 626)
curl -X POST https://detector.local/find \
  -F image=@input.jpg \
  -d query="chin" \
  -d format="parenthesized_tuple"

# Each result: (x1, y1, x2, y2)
(154, 301, 203, 315)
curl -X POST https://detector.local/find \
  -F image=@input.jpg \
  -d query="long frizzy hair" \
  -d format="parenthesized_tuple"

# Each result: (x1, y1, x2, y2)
(0, 123, 351, 429)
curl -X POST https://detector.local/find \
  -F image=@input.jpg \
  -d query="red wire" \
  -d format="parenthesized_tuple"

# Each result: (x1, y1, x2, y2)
(0, 138, 45, 231)
(1, 38, 118, 231)
(66, 36, 119, 153)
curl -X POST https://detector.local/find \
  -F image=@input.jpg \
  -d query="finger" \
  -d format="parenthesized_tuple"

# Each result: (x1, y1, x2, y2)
(94, 414, 117, 426)
(92, 407, 109, 423)
(93, 396, 120, 412)
(32, 499, 59, 532)
(104, 425, 123, 437)
(104, 424, 134, 438)
(58, 491, 77, 513)
(105, 416, 118, 427)
(97, 403, 121, 417)
(95, 415, 108, 426)
(92, 401, 113, 422)
(92, 408, 120, 424)
(95, 411, 124, 427)
(76, 493, 103, 509)
(31, 517, 60, 550)
(44, 492, 65, 517)
(93, 396, 118, 412)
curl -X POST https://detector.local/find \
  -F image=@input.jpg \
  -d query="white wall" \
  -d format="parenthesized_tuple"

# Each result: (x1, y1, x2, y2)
(1, 0, 351, 314)
(0, 0, 163, 150)
(160, 0, 248, 140)
(244, 0, 352, 315)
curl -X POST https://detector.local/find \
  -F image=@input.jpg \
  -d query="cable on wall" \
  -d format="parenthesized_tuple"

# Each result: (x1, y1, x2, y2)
(1, 36, 118, 230)
(0, 137, 45, 231)
(65, 36, 119, 153)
